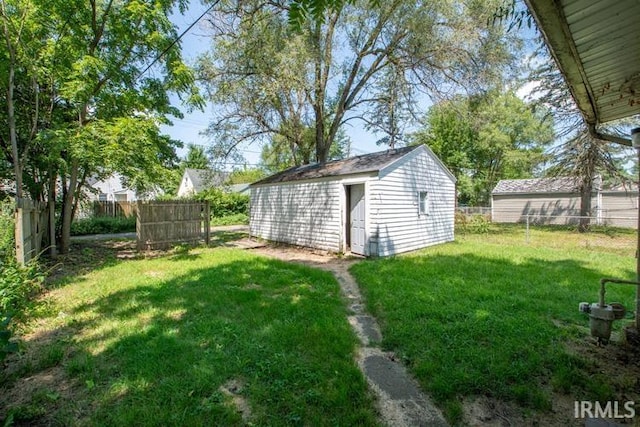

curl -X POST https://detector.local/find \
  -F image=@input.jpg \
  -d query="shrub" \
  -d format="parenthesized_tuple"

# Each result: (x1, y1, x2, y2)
(0, 197, 15, 259)
(71, 216, 136, 236)
(1, 314, 18, 363)
(0, 258, 45, 316)
(195, 188, 249, 218)
(455, 212, 491, 234)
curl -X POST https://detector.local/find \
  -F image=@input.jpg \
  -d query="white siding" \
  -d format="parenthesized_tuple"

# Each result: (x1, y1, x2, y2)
(369, 149, 456, 256)
(601, 191, 638, 228)
(492, 193, 603, 225)
(250, 181, 343, 252)
(177, 176, 195, 198)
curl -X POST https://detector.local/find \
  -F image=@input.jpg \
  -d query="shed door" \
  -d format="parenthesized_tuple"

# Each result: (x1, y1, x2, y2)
(349, 184, 366, 255)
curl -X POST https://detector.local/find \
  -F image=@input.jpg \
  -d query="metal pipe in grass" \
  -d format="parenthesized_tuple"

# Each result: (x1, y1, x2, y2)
(598, 278, 640, 308)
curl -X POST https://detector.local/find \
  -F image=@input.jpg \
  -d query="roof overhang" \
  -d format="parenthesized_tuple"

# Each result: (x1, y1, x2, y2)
(525, 0, 640, 145)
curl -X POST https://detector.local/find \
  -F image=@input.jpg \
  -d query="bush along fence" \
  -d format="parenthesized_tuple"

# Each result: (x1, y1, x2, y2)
(194, 188, 249, 218)
(136, 200, 210, 251)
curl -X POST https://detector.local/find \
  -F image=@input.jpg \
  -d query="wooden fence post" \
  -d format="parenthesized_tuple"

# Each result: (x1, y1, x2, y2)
(15, 199, 25, 264)
(204, 202, 210, 246)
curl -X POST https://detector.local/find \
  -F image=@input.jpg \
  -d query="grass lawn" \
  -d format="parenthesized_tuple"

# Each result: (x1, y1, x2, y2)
(210, 213, 249, 226)
(1, 247, 378, 426)
(350, 224, 639, 424)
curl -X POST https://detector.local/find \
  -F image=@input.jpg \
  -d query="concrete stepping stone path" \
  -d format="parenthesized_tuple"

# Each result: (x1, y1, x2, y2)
(251, 246, 448, 427)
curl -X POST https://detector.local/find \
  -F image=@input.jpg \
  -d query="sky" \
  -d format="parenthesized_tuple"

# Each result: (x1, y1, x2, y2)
(162, 2, 404, 169)
(161, 2, 542, 170)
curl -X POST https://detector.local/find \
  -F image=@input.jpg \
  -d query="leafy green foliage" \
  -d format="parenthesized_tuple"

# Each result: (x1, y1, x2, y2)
(0, 314, 18, 363)
(0, 259, 44, 316)
(455, 213, 491, 234)
(0, 197, 15, 260)
(0, 0, 202, 254)
(181, 144, 209, 171)
(195, 188, 249, 218)
(200, 0, 514, 165)
(226, 168, 266, 185)
(70, 217, 136, 236)
(210, 213, 249, 226)
(414, 90, 554, 205)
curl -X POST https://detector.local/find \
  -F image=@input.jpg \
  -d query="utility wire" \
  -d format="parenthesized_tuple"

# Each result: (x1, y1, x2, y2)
(138, 0, 220, 79)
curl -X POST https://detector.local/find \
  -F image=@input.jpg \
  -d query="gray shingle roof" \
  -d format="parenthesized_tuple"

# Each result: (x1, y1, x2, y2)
(184, 169, 228, 193)
(492, 177, 582, 195)
(251, 146, 418, 186)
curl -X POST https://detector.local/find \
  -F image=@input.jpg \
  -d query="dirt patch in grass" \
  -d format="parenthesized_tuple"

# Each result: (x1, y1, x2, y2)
(0, 365, 80, 425)
(219, 379, 252, 423)
(461, 334, 640, 426)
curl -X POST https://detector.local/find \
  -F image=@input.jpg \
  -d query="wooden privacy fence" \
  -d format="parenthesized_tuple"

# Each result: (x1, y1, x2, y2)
(15, 197, 43, 264)
(136, 200, 210, 251)
(77, 201, 136, 219)
(92, 201, 136, 218)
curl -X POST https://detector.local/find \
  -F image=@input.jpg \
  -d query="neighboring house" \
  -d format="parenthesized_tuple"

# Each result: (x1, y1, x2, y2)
(249, 145, 456, 257)
(87, 173, 138, 202)
(600, 185, 639, 228)
(177, 168, 227, 197)
(491, 177, 638, 228)
(177, 168, 251, 197)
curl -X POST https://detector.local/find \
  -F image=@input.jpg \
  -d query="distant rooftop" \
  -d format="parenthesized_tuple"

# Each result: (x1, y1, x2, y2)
(251, 146, 418, 186)
(184, 169, 228, 192)
(492, 177, 583, 195)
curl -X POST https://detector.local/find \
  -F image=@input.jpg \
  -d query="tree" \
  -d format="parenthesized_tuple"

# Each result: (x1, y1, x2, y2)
(226, 167, 266, 185)
(182, 144, 209, 170)
(545, 129, 633, 232)
(200, 0, 515, 165)
(260, 125, 351, 173)
(414, 89, 554, 205)
(362, 63, 414, 149)
(0, 0, 202, 254)
(528, 40, 635, 231)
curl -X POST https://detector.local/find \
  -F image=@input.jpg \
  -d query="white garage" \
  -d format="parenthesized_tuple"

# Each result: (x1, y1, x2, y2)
(249, 145, 456, 257)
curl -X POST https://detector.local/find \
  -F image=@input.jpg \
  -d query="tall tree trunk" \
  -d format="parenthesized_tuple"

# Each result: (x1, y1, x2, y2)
(578, 180, 592, 233)
(312, 20, 327, 164)
(5, 47, 23, 199)
(59, 159, 79, 254)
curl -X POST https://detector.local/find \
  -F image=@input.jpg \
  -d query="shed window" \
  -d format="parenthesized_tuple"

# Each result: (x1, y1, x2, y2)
(418, 191, 430, 215)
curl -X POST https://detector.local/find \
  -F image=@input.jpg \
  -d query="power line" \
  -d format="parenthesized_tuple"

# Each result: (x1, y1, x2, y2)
(138, 0, 220, 79)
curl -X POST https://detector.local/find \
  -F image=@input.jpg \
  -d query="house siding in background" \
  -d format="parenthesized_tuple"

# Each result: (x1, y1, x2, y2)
(88, 173, 138, 202)
(492, 192, 587, 224)
(601, 191, 638, 228)
(250, 145, 456, 257)
(491, 177, 638, 228)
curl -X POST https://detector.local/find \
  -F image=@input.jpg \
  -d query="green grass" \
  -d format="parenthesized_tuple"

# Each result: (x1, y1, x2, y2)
(210, 213, 249, 226)
(3, 248, 378, 426)
(350, 225, 637, 424)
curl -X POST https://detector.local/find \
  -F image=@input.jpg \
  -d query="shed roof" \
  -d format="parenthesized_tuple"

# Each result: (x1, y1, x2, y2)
(227, 183, 250, 194)
(251, 146, 419, 186)
(525, 0, 640, 144)
(492, 177, 582, 195)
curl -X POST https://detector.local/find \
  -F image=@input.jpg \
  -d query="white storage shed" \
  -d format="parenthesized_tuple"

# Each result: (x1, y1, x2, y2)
(249, 145, 456, 257)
